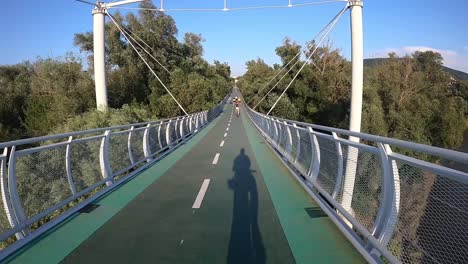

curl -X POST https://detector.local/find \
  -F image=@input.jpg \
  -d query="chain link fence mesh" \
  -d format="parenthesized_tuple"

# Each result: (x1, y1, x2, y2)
(70, 139, 102, 193)
(16, 147, 71, 219)
(247, 109, 468, 263)
(130, 128, 146, 163)
(387, 160, 468, 264)
(296, 128, 312, 176)
(109, 132, 132, 175)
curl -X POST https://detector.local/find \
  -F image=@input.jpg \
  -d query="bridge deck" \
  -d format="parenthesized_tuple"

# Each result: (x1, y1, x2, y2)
(3, 104, 364, 264)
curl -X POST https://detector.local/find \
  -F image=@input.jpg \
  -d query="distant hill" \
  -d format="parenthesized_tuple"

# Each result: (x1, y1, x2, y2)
(364, 58, 468, 81)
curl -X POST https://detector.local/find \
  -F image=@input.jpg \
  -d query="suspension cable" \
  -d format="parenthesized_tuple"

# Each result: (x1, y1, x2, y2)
(108, 13, 171, 74)
(107, 11, 190, 116)
(252, 5, 345, 110)
(107, 0, 348, 12)
(266, 5, 348, 115)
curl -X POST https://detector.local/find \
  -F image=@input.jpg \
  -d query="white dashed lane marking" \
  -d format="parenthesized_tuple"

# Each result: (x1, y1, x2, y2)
(220, 140, 225, 147)
(224, 133, 227, 137)
(212, 153, 220, 164)
(192, 179, 211, 209)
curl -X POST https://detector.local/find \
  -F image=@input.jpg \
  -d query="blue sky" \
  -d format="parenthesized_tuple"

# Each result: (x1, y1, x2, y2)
(1, 0, 467, 76)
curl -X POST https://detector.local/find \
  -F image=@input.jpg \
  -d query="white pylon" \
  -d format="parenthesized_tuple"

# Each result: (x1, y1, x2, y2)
(92, 0, 145, 111)
(342, 0, 364, 217)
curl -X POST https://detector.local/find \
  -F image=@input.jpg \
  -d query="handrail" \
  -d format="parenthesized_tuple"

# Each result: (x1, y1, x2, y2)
(0, 94, 229, 259)
(245, 103, 468, 264)
(264, 115, 468, 165)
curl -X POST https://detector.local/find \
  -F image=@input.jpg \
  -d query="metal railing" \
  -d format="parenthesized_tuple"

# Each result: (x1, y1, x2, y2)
(0, 96, 227, 258)
(246, 106, 468, 264)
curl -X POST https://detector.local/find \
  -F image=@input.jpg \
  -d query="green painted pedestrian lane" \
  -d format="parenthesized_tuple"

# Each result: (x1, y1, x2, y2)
(2, 103, 364, 264)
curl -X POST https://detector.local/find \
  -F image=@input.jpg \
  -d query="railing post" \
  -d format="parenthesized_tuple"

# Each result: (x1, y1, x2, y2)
(331, 132, 344, 199)
(284, 121, 293, 160)
(100, 130, 113, 186)
(65, 136, 77, 195)
(204, 111, 208, 124)
(265, 116, 271, 136)
(180, 117, 185, 138)
(1, 147, 19, 233)
(307, 127, 321, 184)
(166, 120, 172, 147)
(173, 118, 179, 142)
(373, 143, 400, 245)
(272, 119, 279, 147)
(128, 126, 135, 165)
(157, 121, 163, 149)
(276, 120, 283, 149)
(7, 146, 28, 239)
(195, 114, 199, 130)
(189, 115, 193, 133)
(143, 124, 152, 162)
(293, 124, 301, 164)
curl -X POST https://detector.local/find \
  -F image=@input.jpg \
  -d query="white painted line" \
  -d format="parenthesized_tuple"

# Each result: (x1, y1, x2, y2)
(226, 127, 229, 131)
(192, 179, 210, 209)
(212, 153, 220, 164)
(224, 133, 227, 137)
(220, 140, 225, 147)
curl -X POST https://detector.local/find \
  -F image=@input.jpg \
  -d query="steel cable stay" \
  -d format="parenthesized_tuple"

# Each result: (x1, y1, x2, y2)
(252, 5, 347, 110)
(247, 23, 334, 108)
(107, 12, 191, 118)
(107, 0, 348, 12)
(266, 5, 347, 115)
(111, 18, 171, 74)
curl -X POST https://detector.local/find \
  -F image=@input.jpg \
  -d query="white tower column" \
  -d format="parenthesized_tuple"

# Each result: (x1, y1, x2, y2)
(349, 0, 364, 137)
(93, 5, 108, 112)
(341, 0, 363, 215)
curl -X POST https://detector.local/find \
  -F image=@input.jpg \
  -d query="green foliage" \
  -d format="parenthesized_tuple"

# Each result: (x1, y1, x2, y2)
(22, 55, 95, 137)
(0, 63, 31, 141)
(365, 52, 466, 150)
(52, 104, 158, 134)
(240, 39, 351, 128)
(0, 2, 231, 143)
(240, 39, 467, 151)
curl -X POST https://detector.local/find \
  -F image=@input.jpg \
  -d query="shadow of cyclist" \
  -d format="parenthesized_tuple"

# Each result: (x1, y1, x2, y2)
(227, 148, 266, 264)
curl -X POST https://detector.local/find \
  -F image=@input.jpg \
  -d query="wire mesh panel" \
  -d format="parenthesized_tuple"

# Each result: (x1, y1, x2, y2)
(277, 123, 290, 156)
(289, 126, 299, 164)
(387, 160, 468, 264)
(148, 125, 161, 156)
(183, 118, 189, 137)
(15, 147, 71, 219)
(130, 128, 146, 163)
(159, 123, 168, 149)
(109, 132, 132, 175)
(331, 144, 383, 232)
(296, 128, 313, 175)
(169, 122, 178, 144)
(69, 139, 102, 193)
(173, 120, 180, 142)
(0, 94, 228, 256)
(314, 135, 340, 195)
(244, 105, 468, 264)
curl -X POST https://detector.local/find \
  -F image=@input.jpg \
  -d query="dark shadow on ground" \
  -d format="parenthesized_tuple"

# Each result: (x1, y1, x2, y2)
(227, 148, 266, 264)
(304, 207, 328, 218)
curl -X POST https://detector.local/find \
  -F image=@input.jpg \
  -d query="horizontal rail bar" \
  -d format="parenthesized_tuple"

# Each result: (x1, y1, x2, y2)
(254, 111, 468, 164)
